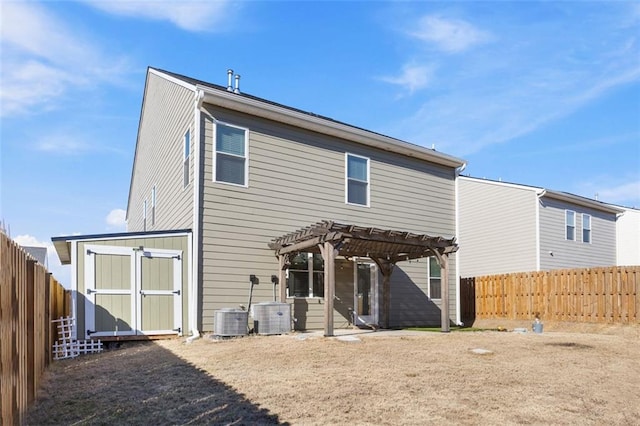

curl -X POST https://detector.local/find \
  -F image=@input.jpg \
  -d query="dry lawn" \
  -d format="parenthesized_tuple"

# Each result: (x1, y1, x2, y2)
(27, 325, 640, 425)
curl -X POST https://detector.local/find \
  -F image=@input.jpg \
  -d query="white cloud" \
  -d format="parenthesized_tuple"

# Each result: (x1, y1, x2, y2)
(379, 63, 435, 94)
(33, 132, 128, 156)
(409, 15, 492, 53)
(0, 2, 131, 116)
(82, 0, 233, 32)
(106, 209, 127, 230)
(13, 234, 70, 288)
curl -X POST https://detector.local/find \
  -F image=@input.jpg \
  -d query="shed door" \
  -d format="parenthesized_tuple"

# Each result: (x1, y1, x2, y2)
(136, 248, 182, 335)
(85, 245, 136, 338)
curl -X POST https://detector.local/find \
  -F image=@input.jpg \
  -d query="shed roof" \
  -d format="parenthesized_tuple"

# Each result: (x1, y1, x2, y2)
(268, 221, 458, 263)
(51, 229, 191, 265)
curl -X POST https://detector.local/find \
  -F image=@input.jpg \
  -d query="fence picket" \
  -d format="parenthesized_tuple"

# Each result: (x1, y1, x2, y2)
(465, 266, 639, 324)
(1, 231, 70, 424)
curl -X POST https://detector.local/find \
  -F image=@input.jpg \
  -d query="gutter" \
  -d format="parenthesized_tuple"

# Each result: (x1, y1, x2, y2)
(454, 162, 467, 326)
(187, 89, 205, 342)
(196, 85, 465, 169)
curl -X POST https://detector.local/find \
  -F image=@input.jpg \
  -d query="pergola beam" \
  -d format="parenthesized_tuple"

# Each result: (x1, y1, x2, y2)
(269, 221, 458, 334)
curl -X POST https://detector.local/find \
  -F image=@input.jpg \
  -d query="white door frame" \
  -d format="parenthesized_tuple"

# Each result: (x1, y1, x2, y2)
(135, 248, 183, 336)
(84, 245, 183, 339)
(353, 259, 378, 326)
(84, 245, 137, 339)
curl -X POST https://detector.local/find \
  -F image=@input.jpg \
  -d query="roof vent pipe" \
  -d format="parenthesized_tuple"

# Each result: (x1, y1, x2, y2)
(234, 74, 241, 94)
(227, 69, 234, 92)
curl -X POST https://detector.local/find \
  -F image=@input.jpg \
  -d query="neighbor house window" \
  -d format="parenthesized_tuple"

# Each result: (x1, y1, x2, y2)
(183, 130, 190, 188)
(287, 252, 324, 298)
(346, 153, 369, 206)
(428, 257, 441, 299)
(566, 210, 575, 241)
(214, 123, 247, 186)
(142, 200, 147, 232)
(582, 214, 591, 243)
(151, 185, 156, 227)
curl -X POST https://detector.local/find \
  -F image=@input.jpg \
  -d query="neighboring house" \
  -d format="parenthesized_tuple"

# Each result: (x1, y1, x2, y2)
(122, 67, 467, 336)
(614, 206, 640, 266)
(458, 176, 625, 278)
(21, 245, 48, 267)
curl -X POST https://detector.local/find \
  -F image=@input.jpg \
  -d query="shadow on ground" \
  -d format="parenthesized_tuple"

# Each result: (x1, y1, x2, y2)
(26, 340, 286, 425)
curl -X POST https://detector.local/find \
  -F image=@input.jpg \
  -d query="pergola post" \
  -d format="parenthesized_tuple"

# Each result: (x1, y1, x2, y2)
(371, 258, 394, 329)
(319, 241, 337, 337)
(278, 255, 287, 303)
(434, 251, 450, 332)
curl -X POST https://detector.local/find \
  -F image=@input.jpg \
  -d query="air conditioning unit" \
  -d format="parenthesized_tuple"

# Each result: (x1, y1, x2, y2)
(252, 302, 291, 335)
(213, 308, 248, 337)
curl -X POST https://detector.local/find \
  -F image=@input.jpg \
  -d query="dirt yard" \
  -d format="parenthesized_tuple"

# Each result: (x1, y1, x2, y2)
(27, 325, 640, 425)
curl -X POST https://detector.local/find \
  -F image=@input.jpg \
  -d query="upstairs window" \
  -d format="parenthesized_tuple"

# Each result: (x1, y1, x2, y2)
(346, 153, 369, 206)
(287, 252, 324, 298)
(582, 214, 591, 243)
(183, 130, 190, 188)
(566, 210, 576, 241)
(428, 257, 441, 300)
(214, 123, 247, 186)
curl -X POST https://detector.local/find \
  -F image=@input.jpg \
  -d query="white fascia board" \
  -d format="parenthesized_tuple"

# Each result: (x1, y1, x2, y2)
(541, 190, 625, 214)
(198, 86, 465, 169)
(150, 68, 196, 91)
(459, 176, 543, 193)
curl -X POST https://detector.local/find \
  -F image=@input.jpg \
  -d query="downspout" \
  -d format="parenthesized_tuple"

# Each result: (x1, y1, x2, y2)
(535, 189, 546, 271)
(454, 161, 467, 326)
(187, 89, 205, 342)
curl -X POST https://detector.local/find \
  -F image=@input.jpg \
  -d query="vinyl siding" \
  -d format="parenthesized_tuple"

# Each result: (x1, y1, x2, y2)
(539, 197, 617, 270)
(458, 178, 538, 277)
(74, 235, 190, 337)
(128, 73, 195, 232)
(198, 104, 458, 331)
(616, 208, 640, 266)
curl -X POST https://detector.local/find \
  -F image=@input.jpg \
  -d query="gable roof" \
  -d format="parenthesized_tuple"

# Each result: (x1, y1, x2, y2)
(460, 176, 625, 214)
(148, 67, 466, 169)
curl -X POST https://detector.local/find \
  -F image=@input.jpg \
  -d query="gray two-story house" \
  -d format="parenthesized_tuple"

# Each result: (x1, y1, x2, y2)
(458, 176, 624, 278)
(124, 67, 468, 336)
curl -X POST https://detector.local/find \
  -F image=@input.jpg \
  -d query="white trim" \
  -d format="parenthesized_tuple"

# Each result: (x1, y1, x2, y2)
(535, 196, 541, 271)
(212, 121, 249, 188)
(196, 85, 464, 169)
(84, 245, 136, 339)
(565, 209, 576, 241)
(582, 213, 592, 244)
(135, 248, 183, 336)
(151, 185, 156, 227)
(454, 173, 461, 325)
(70, 240, 78, 340)
(352, 260, 378, 326)
(427, 256, 442, 300)
(345, 153, 370, 207)
(149, 68, 196, 91)
(192, 92, 201, 338)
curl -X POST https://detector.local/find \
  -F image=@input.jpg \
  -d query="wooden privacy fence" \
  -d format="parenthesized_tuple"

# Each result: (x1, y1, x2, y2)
(1, 231, 70, 425)
(462, 266, 640, 323)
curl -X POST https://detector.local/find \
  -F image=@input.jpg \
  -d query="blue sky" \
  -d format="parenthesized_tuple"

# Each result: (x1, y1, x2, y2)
(1, 0, 639, 287)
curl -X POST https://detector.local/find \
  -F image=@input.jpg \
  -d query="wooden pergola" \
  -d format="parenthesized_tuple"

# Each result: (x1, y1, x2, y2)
(268, 221, 459, 336)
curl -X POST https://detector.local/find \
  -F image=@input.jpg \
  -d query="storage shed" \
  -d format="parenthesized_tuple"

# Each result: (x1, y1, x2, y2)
(52, 230, 193, 341)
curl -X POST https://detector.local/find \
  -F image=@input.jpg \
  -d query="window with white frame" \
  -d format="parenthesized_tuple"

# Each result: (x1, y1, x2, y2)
(183, 130, 190, 188)
(151, 185, 156, 227)
(287, 252, 324, 298)
(346, 153, 369, 206)
(214, 123, 247, 186)
(142, 200, 147, 232)
(566, 210, 576, 241)
(582, 213, 591, 243)
(428, 257, 441, 299)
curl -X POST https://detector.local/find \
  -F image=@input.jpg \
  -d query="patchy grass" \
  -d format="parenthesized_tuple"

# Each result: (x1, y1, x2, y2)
(404, 326, 486, 332)
(27, 329, 640, 425)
